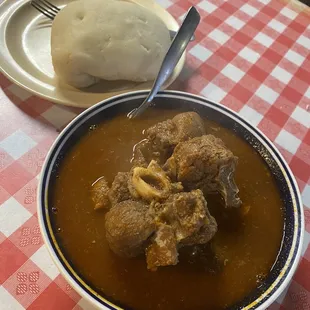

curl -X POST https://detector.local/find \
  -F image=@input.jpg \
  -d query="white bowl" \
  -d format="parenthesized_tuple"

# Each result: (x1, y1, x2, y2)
(38, 90, 304, 310)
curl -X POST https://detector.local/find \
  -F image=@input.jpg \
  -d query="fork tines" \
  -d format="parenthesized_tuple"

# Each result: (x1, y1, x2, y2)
(30, 0, 61, 20)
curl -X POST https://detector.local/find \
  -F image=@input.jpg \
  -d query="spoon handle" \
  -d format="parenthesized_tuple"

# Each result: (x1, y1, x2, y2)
(128, 6, 200, 119)
(169, 30, 195, 42)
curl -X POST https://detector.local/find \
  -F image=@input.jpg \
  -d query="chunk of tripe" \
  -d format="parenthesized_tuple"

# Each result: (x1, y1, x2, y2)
(91, 176, 110, 210)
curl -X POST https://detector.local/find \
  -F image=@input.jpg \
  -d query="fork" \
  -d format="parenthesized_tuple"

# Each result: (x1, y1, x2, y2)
(30, 0, 60, 20)
(30, 0, 195, 41)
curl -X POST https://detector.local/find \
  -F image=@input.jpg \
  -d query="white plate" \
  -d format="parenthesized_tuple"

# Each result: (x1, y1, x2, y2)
(0, 0, 185, 107)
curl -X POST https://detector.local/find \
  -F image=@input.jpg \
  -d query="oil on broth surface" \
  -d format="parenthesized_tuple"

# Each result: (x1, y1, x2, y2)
(51, 109, 283, 310)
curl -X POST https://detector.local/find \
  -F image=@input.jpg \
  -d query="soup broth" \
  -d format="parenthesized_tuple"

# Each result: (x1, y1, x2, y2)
(51, 108, 284, 310)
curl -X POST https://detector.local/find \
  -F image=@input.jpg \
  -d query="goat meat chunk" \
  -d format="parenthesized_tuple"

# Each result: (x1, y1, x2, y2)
(158, 190, 208, 241)
(165, 135, 241, 208)
(146, 224, 178, 271)
(108, 172, 131, 205)
(133, 112, 206, 166)
(105, 200, 155, 258)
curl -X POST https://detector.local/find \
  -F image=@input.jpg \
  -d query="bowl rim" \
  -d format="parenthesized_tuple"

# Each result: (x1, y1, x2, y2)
(37, 90, 304, 310)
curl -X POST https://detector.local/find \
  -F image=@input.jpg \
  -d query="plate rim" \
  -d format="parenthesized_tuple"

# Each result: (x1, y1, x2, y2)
(0, 0, 186, 107)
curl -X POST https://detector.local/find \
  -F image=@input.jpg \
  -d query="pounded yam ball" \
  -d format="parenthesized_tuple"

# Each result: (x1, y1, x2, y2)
(51, 0, 171, 88)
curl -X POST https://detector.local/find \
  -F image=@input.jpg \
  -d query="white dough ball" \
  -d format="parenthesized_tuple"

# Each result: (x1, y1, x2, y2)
(51, 0, 171, 88)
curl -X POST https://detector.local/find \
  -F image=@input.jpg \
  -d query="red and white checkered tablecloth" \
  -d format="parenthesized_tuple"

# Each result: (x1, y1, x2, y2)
(0, 0, 309, 309)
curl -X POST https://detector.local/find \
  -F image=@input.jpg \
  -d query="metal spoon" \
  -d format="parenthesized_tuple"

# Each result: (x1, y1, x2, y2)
(169, 30, 195, 42)
(127, 6, 200, 119)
